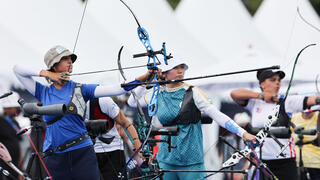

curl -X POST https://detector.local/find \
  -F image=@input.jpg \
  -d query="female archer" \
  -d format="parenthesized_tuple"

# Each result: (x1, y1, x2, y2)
(13, 45, 149, 180)
(127, 57, 256, 180)
(231, 69, 320, 180)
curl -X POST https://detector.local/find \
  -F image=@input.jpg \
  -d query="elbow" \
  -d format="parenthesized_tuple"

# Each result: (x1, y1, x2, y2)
(230, 90, 238, 101)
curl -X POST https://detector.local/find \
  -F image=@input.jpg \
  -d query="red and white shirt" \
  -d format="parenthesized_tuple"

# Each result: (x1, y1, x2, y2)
(245, 95, 304, 160)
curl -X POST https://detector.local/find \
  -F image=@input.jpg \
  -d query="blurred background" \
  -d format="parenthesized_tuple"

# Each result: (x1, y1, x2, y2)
(0, 0, 319, 179)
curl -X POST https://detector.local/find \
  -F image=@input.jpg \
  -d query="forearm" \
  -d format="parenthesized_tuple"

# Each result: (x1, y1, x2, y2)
(230, 89, 260, 105)
(204, 105, 246, 138)
(126, 124, 141, 150)
(94, 84, 127, 97)
(117, 111, 142, 150)
(307, 96, 320, 107)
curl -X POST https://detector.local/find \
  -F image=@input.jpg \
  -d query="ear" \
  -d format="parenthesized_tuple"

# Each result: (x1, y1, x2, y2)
(260, 82, 265, 90)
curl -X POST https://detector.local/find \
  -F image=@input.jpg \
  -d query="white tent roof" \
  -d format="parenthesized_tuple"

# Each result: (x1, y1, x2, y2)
(175, 0, 280, 63)
(0, 25, 40, 87)
(0, 0, 128, 85)
(254, 0, 320, 81)
(86, 0, 218, 80)
(174, 0, 283, 86)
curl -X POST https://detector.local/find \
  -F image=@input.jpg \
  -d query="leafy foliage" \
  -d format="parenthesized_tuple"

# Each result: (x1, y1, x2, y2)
(310, 0, 320, 17)
(241, 0, 263, 16)
(166, 0, 181, 10)
(165, 0, 320, 17)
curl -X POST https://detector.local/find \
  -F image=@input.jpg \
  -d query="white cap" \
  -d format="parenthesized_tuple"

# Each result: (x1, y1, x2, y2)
(0, 91, 20, 108)
(159, 56, 188, 73)
(44, 45, 77, 70)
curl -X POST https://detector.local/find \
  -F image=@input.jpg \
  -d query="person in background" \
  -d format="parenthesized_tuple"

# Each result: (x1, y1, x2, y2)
(231, 69, 320, 180)
(291, 109, 320, 180)
(86, 97, 142, 180)
(0, 91, 22, 180)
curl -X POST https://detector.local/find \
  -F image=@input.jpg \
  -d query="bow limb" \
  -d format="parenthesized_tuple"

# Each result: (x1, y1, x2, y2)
(283, 43, 316, 100)
(297, 7, 320, 33)
(119, 0, 170, 117)
(117, 46, 148, 126)
(118, 46, 155, 179)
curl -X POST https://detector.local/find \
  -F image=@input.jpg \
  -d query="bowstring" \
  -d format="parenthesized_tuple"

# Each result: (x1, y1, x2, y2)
(280, 0, 300, 72)
(73, 0, 89, 53)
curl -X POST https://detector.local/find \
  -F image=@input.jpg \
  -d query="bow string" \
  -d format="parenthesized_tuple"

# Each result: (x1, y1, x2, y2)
(119, 0, 169, 117)
(118, 46, 157, 180)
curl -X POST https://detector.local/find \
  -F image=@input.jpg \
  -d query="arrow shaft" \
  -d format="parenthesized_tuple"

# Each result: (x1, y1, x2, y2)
(67, 63, 159, 76)
(122, 65, 280, 87)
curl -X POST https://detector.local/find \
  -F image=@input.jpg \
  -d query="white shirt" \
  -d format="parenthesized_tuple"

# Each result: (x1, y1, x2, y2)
(246, 95, 305, 160)
(85, 97, 123, 153)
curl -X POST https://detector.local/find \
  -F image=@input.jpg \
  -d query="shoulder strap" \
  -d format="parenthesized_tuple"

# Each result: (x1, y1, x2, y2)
(89, 98, 99, 120)
(67, 83, 86, 119)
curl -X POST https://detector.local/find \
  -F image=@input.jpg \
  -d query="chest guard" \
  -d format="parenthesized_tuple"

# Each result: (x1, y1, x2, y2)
(165, 86, 201, 126)
(66, 83, 86, 120)
(89, 98, 115, 130)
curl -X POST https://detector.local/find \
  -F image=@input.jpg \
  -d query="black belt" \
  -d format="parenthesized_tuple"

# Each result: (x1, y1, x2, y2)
(42, 133, 89, 158)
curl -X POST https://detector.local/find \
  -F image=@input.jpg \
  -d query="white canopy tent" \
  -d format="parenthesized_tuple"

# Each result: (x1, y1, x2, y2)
(175, 0, 280, 71)
(174, 0, 282, 97)
(0, 24, 40, 88)
(85, 0, 218, 81)
(174, 0, 318, 99)
(0, 0, 130, 85)
(254, 0, 320, 82)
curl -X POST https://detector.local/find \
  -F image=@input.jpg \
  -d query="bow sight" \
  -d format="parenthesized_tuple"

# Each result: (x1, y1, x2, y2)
(133, 42, 172, 69)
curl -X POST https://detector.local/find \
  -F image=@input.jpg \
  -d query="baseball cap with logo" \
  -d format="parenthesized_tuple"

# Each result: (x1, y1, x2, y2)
(159, 55, 188, 73)
(44, 45, 77, 70)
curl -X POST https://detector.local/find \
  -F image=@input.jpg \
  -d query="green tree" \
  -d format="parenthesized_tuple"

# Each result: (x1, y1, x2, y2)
(166, 0, 181, 10)
(310, 0, 320, 17)
(81, 0, 320, 17)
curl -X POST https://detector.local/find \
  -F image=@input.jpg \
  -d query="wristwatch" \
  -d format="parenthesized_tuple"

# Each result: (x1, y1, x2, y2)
(258, 92, 264, 100)
(316, 97, 320, 105)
